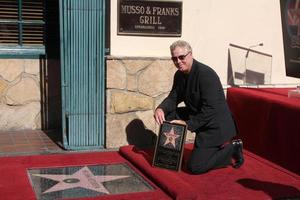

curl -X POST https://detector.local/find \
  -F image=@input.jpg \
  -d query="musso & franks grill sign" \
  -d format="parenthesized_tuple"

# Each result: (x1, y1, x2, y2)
(118, 0, 182, 36)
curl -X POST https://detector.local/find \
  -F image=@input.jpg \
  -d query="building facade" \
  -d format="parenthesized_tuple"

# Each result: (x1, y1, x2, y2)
(0, 0, 299, 149)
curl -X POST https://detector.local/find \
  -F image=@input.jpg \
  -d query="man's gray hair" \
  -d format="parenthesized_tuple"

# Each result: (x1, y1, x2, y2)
(170, 40, 192, 53)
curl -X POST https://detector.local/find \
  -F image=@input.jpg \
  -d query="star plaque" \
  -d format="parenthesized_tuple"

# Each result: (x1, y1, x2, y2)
(27, 163, 154, 199)
(152, 121, 187, 171)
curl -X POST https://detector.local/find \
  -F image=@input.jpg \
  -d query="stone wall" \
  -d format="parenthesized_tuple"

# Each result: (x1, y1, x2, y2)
(1, 57, 293, 148)
(0, 59, 41, 130)
(105, 57, 195, 148)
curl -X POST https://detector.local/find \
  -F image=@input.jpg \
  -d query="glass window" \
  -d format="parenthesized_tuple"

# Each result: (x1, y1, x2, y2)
(0, 0, 45, 55)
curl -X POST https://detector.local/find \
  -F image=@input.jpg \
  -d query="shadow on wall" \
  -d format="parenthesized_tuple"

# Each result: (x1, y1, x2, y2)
(227, 48, 234, 86)
(237, 178, 300, 199)
(40, 58, 61, 130)
(126, 119, 157, 149)
(40, 0, 61, 131)
(227, 43, 272, 86)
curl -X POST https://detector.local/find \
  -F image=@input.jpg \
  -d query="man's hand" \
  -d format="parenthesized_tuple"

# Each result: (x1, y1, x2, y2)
(154, 108, 165, 125)
(170, 119, 187, 126)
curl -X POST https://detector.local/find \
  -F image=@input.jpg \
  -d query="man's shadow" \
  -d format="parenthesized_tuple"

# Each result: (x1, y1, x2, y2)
(237, 178, 300, 200)
(126, 119, 157, 149)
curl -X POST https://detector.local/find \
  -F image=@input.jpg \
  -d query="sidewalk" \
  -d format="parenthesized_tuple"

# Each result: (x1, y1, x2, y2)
(0, 130, 64, 156)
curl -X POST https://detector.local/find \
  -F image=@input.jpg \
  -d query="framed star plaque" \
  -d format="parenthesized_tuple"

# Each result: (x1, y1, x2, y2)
(152, 121, 187, 171)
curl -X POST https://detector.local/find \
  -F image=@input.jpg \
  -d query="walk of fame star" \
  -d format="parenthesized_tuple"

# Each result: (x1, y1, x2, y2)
(31, 166, 130, 194)
(163, 127, 180, 148)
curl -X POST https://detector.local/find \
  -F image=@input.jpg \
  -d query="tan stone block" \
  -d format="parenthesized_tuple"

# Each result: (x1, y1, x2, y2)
(138, 60, 176, 97)
(6, 77, 40, 105)
(34, 112, 42, 129)
(122, 60, 153, 74)
(127, 74, 138, 91)
(106, 113, 156, 149)
(0, 59, 24, 82)
(106, 90, 111, 113)
(0, 102, 40, 130)
(186, 131, 195, 143)
(136, 110, 157, 133)
(24, 59, 40, 75)
(0, 79, 8, 96)
(154, 93, 169, 109)
(110, 91, 154, 113)
(106, 113, 136, 148)
(106, 60, 126, 89)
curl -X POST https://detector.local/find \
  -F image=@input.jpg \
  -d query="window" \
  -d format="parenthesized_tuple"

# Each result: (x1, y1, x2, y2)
(0, 0, 45, 55)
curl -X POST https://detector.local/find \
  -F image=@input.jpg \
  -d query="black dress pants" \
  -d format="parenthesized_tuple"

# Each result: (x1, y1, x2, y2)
(186, 141, 233, 174)
(166, 107, 233, 174)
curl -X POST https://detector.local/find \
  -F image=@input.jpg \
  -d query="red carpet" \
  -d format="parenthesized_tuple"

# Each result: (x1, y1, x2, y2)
(227, 87, 300, 175)
(1, 146, 300, 200)
(0, 151, 171, 200)
(119, 144, 300, 200)
(246, 87, 294, 97)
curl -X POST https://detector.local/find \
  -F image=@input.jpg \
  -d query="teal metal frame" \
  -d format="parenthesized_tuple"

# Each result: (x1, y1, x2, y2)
(0, 46, 45, 57)
(59, 0, 105, 150)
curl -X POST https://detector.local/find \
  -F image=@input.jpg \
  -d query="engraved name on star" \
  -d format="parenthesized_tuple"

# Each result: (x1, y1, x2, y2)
(31, 166, 130, 194)
(163, 127, 179, 148)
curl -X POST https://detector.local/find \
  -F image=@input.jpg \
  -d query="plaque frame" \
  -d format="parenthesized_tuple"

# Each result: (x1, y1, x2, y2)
(152, 121, 187, 171)
(117, 0, 182, 37)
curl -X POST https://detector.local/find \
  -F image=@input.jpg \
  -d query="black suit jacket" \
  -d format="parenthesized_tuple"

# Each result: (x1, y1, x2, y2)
(158, 59, 237, 147)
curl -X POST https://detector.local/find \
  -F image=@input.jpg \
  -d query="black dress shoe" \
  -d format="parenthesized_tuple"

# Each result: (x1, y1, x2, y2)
(232, 139, 244, 168)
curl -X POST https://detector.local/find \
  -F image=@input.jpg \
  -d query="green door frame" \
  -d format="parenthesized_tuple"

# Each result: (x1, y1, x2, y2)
(59, 0, 105, 150)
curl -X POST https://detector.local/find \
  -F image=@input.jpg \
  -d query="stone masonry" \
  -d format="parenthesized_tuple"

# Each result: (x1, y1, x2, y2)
(0, 56, 231, 149)
(106, 57, 195, 148)
(0, 59, 41, 130)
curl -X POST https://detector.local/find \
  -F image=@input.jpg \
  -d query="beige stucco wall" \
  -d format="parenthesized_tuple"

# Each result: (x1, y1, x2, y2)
(106, 0, 299, 148)
(110, 0, 300, 85)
